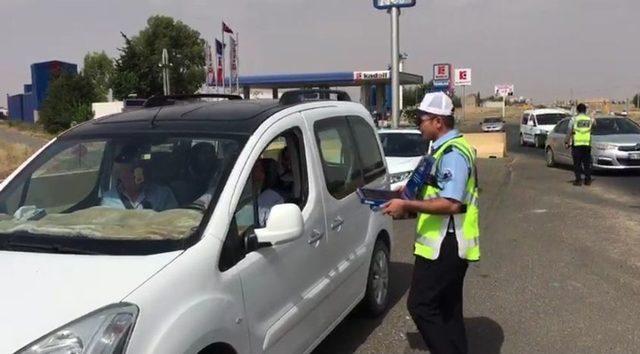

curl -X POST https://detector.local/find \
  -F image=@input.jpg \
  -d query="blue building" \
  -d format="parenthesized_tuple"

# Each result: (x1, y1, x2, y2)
(7, 60, 78, 123)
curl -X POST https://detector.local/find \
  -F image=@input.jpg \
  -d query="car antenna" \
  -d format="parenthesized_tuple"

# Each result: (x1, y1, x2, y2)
(150, 106, 164, 128)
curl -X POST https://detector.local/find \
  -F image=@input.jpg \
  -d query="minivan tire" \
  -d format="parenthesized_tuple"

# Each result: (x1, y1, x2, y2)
(360, 239, 390, 317)
(546, 147, 556, 167)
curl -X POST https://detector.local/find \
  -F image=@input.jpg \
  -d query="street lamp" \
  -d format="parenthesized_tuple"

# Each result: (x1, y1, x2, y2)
(373, 0, 416, 128)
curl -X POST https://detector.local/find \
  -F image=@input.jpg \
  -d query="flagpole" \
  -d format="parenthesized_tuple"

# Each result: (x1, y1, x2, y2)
(236, 32, 239, 93)
(213, 40, 218, 92)
(221, 23, 226, 94)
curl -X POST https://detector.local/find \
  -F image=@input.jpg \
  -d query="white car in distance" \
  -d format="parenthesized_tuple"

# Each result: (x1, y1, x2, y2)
(378, 129, 430, 190)
(520, 108, 570, 148)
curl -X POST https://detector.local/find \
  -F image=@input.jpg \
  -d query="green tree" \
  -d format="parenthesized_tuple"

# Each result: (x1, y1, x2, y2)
(39, 73, 99, 133)
(112, 15, 205, 99)
(402, 81, 434, 108)
(83, 51, 114, 101)
(402, 81, 464, 123)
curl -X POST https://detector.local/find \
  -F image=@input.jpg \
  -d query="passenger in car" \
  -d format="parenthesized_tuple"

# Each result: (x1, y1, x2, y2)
(101, 145, 178, 211)
(253, 158, 284, 227)
(171, 142, 219, 206)
(276, 147, 294, 198)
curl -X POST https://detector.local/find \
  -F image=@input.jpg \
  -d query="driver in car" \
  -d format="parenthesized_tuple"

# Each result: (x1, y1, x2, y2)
(101, 145, 178, 211)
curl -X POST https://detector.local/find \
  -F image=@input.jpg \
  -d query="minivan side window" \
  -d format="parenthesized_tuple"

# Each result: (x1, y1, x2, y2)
(314, 117, 363, 200)
(348, 117, 385, 184)
(522, 114, 529, 125)
(220, 128, 309, 271)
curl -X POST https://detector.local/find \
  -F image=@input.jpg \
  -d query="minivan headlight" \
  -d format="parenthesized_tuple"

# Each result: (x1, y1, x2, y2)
(389, 171, 412, 184)
(17, 303, 138, 354)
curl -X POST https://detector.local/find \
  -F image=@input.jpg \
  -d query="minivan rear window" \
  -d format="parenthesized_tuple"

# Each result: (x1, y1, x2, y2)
(348, 117, 386, 183)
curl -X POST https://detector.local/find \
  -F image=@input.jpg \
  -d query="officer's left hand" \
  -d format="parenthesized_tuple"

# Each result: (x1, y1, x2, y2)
(382, 199, 407, 219)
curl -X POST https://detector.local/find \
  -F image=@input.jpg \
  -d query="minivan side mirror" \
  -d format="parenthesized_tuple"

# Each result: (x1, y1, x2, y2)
(254, 204, 304, 246)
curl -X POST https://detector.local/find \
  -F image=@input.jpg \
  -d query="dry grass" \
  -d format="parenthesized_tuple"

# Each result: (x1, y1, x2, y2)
(0, 141, 36, 179)
(0, 120, 53, 140)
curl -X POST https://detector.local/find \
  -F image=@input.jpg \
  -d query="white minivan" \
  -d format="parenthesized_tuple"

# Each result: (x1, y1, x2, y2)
(0, 91, 393, 354)
(519, 108, 570, 148)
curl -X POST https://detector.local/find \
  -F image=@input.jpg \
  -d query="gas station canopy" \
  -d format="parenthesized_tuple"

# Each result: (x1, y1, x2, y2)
(238, 70, 423, 90)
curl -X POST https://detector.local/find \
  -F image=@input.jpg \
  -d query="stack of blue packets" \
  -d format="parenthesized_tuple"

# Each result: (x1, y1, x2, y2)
(401, 155, 436, 200)
(357, 155, 436, 211)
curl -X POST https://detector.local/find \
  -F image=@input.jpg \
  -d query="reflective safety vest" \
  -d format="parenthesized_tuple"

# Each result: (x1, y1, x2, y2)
(415, 136, 480, 261)
(573, 114, 592, 147)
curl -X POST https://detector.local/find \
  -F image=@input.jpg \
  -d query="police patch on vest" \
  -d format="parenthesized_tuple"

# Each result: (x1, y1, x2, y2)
(441, 168, 454, 181)
(576, 120, 591, 128)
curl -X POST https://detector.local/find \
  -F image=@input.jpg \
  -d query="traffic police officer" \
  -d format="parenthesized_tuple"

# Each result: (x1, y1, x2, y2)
(383, 92, 480, 354)
(565, 103, 595, 186)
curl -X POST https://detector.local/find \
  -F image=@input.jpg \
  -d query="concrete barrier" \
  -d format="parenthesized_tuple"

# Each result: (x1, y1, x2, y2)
(463, 132, 506, 158)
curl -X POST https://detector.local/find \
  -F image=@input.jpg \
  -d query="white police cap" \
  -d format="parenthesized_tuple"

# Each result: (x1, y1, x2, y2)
(418, 91, 454, 116)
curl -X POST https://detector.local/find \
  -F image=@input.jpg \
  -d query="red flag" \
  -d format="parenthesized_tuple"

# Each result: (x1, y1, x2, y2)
(222, 22, 234, 34)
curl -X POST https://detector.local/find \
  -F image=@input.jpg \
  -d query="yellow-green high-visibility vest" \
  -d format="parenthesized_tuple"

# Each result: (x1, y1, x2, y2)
(414, 136, 480, 261)
(573, 114, 592, 147)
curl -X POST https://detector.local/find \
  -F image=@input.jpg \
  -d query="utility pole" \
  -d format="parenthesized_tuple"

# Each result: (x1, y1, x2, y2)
(160, 48, 171, 95)
(374, 0, 415, 128)
(390, 7, 400, 128)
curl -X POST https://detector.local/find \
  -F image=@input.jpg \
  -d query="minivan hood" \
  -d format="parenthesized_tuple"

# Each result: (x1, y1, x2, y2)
(0, 250, 181, 353)
(386, 156, 422, 174)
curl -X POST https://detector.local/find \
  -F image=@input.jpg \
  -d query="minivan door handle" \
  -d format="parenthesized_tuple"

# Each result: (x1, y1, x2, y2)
(308, 229, 324, 244)
(331, 216, 344, 230)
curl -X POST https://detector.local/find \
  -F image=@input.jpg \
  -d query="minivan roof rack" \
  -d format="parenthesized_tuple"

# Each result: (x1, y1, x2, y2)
(279, 89, 351, 106)
(144, 93, 243, 108)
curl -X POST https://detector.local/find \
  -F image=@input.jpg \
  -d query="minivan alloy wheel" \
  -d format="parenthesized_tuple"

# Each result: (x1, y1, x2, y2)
(372, 248, 389, 306)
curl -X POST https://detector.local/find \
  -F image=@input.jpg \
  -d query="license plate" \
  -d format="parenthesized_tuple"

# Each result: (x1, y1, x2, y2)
(629, 153, 640, 160)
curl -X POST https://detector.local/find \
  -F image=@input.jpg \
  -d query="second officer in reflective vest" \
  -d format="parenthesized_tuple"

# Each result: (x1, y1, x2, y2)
(565, 103, 595, 186)
(383, 92, 479, 354)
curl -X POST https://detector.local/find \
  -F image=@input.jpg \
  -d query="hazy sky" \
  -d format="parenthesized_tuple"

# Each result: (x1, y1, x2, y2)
(2, 0, 640, 107)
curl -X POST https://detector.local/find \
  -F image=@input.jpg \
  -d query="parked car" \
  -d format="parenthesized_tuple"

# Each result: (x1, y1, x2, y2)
(520, 109, 570, 148)
(378, 129, 430, 190)
(0, 91, 393, 354)
(480, 117, 505, 132)
(545, 116, 640, 169)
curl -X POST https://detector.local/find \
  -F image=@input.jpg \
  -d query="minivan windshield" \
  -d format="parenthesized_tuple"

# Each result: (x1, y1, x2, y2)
(379, 132, 428, 158)
(536, 113, 569, 125)
(593, 118, 640, 135)
(0, 134, 243, 254)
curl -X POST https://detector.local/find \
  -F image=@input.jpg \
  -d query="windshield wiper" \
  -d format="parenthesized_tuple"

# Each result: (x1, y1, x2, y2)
(0, 239, 104, 255)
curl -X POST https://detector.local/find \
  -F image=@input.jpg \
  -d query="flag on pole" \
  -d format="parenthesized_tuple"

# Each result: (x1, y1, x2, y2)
(222, 22, 234, 34)
(215, 39, 224, 87)
(229, 36, 238, 91)
(204, 43, 215, 87)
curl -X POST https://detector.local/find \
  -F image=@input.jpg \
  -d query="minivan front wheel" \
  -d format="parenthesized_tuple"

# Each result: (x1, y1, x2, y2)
(361, 239, 390, 317)
(546, 148, 556, 167)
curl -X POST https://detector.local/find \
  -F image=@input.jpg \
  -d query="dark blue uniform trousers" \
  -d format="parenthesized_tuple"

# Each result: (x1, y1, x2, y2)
(407, 232, 469, 354)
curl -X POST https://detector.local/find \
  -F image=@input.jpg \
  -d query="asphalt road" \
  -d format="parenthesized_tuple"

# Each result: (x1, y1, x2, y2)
(315, 124, 640, 353)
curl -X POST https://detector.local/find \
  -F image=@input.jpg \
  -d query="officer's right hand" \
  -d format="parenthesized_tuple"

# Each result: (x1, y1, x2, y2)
(382, 199, 407, 219)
